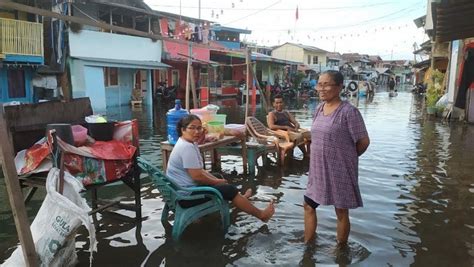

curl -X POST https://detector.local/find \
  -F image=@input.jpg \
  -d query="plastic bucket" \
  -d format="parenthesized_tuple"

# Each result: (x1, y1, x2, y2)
(211, 114, 227, 125)
(71, 125, 88, 146)
(88, 122, 115, 141)
(207, 121, 225, 137)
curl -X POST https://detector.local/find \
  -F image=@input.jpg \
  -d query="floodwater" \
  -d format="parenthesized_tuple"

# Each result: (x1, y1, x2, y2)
(1, 87, 474, 266)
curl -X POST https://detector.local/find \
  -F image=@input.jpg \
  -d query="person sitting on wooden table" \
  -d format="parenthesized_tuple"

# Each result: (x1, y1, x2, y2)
(166, 114, 275, 221)
(267, 95, 311, 156)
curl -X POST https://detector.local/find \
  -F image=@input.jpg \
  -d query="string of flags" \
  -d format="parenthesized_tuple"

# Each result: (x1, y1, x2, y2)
(248, 22, 416, 45)
(211, 0, 244, 19)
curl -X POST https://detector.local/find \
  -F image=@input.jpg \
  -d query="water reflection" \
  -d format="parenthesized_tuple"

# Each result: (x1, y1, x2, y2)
(1, 89, 473, 266)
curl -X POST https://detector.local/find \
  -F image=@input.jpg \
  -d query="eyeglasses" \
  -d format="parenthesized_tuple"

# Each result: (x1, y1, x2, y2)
(316, 83, 339, 90)
(186, 126, 204, 132)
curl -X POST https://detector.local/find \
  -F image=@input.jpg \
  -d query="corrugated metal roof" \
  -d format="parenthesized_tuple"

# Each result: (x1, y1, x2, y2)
(274, 42, 328, 53)
(71, 56, 170, 69)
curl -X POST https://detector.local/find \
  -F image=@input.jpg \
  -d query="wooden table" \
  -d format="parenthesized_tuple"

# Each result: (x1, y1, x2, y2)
(161, 135, 248, 174)
(215, 142, 267, 176)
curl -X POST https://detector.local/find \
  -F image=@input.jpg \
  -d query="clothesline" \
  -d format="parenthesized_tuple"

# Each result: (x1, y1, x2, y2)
(176, 53, 253, 67)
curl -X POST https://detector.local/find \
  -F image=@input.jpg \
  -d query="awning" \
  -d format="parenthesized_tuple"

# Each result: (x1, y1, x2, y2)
(375, 67, 392, 74)
(71, 56, 170, 69)
(413, 59, 430, 69)
(210, 49, 246, 59)
(252, 52, 299, 65)
(297, 64, 312, 71)
(163, 40, 210, 61)
(434, 0, 474, 42)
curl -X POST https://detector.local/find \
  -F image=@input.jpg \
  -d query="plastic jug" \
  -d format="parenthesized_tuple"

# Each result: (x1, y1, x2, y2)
(167, 99, 189, 144)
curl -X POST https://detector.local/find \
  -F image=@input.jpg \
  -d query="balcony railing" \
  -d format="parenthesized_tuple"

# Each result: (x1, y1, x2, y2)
(0, 18, 43, 58)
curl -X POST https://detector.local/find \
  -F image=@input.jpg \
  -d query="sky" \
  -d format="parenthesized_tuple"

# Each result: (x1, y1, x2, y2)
(144, 0, 428, 60)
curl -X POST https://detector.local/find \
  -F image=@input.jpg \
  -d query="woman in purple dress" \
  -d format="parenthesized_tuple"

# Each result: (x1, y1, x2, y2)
(304, 70, 370, 245)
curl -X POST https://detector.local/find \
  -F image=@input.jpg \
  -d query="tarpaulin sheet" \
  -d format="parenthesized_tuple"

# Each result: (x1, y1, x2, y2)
(15, 120, 139, 186)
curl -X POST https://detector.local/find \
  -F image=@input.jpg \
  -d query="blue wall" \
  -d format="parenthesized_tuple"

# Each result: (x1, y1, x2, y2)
(83, 66, 107, 113)
(217, 41, 241, 50)
(105, 68, 134, 108)
(0, 68, 33, 103)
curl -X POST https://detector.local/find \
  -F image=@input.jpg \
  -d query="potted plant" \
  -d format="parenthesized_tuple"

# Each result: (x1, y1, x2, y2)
(425, 69, 444, 115)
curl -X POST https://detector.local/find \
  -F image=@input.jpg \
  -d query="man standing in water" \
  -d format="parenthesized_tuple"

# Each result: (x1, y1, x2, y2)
(389, 77, 396, 92)
(304, 70, 370, 245)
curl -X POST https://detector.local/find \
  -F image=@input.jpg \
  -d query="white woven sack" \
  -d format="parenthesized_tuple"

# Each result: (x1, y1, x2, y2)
(2, 168, 96, 267)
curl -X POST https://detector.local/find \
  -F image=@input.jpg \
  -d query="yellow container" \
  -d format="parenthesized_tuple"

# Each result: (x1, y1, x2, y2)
(207, 121, 225, 139)
(211, 114, 227, 125)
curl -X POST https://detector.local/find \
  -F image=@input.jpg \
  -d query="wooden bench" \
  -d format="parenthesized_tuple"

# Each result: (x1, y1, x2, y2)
(3, 98, 142, 221)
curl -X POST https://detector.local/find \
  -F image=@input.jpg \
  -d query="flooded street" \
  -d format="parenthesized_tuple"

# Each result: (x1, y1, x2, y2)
(1, 87, 474, 266)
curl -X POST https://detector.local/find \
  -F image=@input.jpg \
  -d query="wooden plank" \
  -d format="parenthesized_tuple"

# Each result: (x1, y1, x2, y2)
(185, 43, 192, 110)
(0, 109, 38, 267)
(436, 29, 474, 42)
(4, 98, 93, 153)
(245, 48, 251, 119)
(436, 1, 474, 15)
(250, 66, 269, 113)
(190, 65, 198, 108)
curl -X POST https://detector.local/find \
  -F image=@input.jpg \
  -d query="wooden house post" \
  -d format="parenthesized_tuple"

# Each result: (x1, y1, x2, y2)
(0, 109, 38, 267)
(185, 42, 192, 110)
(245, 48, 251, 118)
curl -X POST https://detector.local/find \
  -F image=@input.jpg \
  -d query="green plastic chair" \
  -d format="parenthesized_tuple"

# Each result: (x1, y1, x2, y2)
(137, 157, 230, 241)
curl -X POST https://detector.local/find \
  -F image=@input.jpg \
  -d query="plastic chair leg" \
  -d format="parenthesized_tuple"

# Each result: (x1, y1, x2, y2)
(161, 204, 170, 225)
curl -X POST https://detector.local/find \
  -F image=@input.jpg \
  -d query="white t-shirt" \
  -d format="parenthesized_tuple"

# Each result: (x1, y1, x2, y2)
(166, 137, 203, 188)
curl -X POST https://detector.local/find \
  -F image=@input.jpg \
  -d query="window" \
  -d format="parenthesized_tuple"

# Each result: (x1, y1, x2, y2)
(7, 70, 26, 98)
(154, 69, 168, 88)
(223, 66, 232, 80)
(200, 68, 209, 87)
(171, 70, 179, 86)
(307, 55, 311, 64)
(313, 56, 318, 64)
(104, 67, 119, 86)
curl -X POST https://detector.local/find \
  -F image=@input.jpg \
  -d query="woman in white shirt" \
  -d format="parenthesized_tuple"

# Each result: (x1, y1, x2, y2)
(167, 114, 275, 222)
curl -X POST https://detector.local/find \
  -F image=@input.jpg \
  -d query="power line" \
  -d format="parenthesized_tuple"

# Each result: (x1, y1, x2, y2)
(238, 4, 423, 33)
(308, 3, 424, 31)
(146, 1, 397, 11)
(223, 0, 282, 25)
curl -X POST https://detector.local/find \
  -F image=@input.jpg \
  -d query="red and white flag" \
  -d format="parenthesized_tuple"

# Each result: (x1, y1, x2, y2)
(295, 6, 299, 20)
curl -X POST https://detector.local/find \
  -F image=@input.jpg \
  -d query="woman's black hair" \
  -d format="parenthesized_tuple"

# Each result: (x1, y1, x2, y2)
(177, 114, 201, 137)
(321, 70, 344, 85)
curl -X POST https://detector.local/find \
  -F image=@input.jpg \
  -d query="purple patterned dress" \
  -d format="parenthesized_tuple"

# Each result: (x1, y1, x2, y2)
(305, 101, 368, 209)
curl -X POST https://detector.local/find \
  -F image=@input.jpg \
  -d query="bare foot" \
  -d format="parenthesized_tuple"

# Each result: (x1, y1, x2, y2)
(243, 188, 253, 199)
(259, 200, 275, 222)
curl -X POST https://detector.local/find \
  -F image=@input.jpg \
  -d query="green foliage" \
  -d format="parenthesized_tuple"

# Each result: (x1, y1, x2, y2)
(293, 71, 307, 90)
(426, 69, 444, 107)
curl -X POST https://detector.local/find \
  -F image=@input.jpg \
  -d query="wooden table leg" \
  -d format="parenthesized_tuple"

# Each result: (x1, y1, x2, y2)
(213, 149, 222, 171)
(241, 139, 248, 174)
(162, 149, 168, 171)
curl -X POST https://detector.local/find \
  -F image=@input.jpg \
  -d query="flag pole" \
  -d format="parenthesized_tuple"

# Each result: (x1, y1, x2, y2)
(294, 5, 298, 41)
